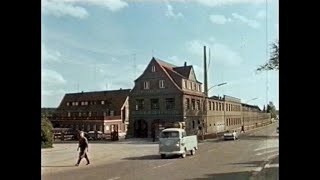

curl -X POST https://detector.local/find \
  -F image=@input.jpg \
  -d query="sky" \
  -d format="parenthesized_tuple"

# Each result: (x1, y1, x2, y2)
(41, 0, 279, 110)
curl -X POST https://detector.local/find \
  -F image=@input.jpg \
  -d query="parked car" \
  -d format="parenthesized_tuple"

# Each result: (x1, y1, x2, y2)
(224, 130, 238, 140)
(86, 131, 105, 140)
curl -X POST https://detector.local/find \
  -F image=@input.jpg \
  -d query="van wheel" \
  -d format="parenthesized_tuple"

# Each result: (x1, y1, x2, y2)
(161, 154, 166, 159)
(181, 149, 187, 158)
(190, 148, 196, 156)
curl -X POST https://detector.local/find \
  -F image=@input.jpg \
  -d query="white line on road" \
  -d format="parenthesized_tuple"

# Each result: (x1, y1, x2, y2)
(256, 149, 278, 156)
(254, 145, 278, 151)
(252, 167, 263, 172)
(264, 164, 279, 168)
(107, 177, 120, 180)
(152, 162, 172, 169)
(208, 149, 215, 152)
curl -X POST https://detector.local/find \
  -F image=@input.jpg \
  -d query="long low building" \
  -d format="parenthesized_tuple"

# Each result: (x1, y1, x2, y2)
(49, 89, 131, 135)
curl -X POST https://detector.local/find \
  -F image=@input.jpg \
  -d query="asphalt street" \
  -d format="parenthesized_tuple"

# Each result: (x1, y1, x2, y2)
(42, 122, 279, 180)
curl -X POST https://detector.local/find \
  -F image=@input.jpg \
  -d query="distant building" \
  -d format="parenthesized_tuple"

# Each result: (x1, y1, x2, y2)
(49, 89, 130, 134)
(41, 108, 56, 118)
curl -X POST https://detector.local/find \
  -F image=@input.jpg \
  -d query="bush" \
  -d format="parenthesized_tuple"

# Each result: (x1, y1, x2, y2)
(41, 116, 53, 148)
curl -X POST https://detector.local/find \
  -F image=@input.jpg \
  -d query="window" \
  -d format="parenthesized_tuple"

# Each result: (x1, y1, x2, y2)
(136, 99, 144, 110)
(196, 100, 200, 110)
(68, 112, 71, 117)
(193, 83, 196, 90)
(66, 102, 69, 106)
(89, 112, 91, 117)
(159, 80, 165, 88)
(191, 99, 196, 110)
(209, 101, 212, 110)
(219, 103, 221, 111)
(101, 100, 105, 105)
(151, 99, 159, 109)
(79, 112, 81, 117)
(222, 103, 224, 111)
(186, 98, 190, 109)
(151, 65, 156, 72)
(110, 110, 114, 116)
(189, 82, 192, 89)
(192, 121, 195, 128)
(144, 81, 150, 89)
(213, 101, 215, 111)
(165, 98, 175, 110)
(215, 102, 218, 111)
(184, 80, 188, 89)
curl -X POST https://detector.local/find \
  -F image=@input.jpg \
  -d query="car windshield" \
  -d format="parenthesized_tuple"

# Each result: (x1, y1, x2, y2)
(160, 131, 179, 138)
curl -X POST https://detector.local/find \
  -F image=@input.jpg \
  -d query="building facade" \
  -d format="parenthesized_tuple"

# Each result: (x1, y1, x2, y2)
(50, 89, 130, 134)
(127, 57, 271, 139)
(127, 57, 205, 138)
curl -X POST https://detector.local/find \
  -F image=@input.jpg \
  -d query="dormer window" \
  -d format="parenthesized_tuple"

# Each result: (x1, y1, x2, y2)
(151, 65, 156, 72)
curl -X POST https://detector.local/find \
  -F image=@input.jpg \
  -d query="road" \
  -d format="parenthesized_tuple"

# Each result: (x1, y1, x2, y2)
(42, 122, 279, 180)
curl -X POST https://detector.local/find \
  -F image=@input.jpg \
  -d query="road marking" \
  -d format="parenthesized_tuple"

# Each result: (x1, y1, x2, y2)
(254, 145, 278, 151)
(107, 177, 120, 180)
(152, 162, 172, 169)
(208, 149, 215, 152)
(256, 149, 278, 156)
(264, 164, 279, 168)
(252, 167, 263, 172)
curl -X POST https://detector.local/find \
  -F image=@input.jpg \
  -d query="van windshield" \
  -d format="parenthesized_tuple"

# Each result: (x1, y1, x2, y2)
(160, 131, 179, 138)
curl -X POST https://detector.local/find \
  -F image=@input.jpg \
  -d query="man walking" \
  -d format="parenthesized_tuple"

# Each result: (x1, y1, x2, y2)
(75, 131, 90, 166)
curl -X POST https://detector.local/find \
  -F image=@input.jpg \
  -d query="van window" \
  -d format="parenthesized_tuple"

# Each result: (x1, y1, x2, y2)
(160, 131, 179, 138)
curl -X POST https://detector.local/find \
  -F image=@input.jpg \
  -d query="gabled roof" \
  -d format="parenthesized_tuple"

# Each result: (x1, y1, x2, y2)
(58, 89, 131, 111)
(154, 57, 201, 82)
(172, 66, 192, 79)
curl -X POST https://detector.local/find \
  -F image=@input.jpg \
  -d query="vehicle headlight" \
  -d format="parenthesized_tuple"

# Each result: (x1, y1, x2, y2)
(176, 142, 179, 147)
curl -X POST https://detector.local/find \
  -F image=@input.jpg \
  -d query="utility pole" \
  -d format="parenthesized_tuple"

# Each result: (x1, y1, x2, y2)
(202, 46, 208, 141)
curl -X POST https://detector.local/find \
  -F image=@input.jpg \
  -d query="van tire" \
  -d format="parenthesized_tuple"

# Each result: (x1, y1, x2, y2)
(190, 148, 196, 156)
(161, 154, 166, 159)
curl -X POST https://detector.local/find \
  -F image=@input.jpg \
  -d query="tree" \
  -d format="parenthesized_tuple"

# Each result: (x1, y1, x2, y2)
(41, 116, 54, 148)
(266, 102, 277, 119)
(257, 40, 279, 72)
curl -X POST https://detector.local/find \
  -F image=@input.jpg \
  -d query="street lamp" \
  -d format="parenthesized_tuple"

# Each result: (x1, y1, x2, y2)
(245, 97, 258, 104)
(208, 82, 227, 92)
(202, 82, 227, 140)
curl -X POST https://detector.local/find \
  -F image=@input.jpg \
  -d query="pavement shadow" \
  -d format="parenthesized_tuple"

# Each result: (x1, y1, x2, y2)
(239, 135, 278, 141)
(122, 154, 180, 160)
(185, 171, 254, 180)
(42, 165, 75, 168)
(227, 160, 266, 167)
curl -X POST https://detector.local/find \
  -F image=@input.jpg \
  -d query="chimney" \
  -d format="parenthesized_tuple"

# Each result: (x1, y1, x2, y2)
(184, 62, 187, 67)
(204, 46, 208, 96)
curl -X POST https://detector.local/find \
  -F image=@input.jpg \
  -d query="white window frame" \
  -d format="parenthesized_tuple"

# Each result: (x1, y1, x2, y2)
(144, 81, 150, 89)
(159, 80, 165, 88)
(151, 65, 156, 72)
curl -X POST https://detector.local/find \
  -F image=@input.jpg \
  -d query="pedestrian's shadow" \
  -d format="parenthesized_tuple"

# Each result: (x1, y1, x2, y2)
(42, 165, 75, 168)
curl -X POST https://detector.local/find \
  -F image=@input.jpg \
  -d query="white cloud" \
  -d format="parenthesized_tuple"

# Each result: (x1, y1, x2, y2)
(42, 0, 128, 19)
(193, 0, 264, 7)
(186, 39, 242, 66)
(42, 44, 62, 63)
(209, 14, 232, 24)
(42, 69, 67, 86)
(42, 0, 89, 19)
(165, 4, 184, 19)
(232, 13, 260, 29)
(256, 10, 266, 19)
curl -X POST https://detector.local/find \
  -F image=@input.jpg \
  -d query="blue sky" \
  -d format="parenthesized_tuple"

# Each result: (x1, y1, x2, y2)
(41, 0, 279, 110)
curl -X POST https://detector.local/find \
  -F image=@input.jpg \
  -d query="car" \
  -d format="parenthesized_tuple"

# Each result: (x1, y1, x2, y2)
(224, 130, 238, 140)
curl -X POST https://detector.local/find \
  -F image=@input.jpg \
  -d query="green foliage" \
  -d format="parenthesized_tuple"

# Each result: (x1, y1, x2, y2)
(41, 116, 53, 148)
(266, 102, 277, 119)
(257, 40, 279, 72)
